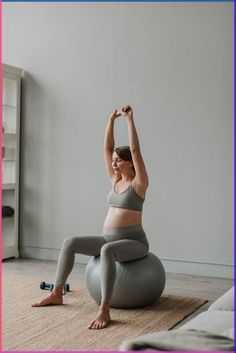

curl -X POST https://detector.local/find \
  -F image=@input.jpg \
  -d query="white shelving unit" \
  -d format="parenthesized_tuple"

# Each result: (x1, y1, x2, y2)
(2, 63, 23, 260)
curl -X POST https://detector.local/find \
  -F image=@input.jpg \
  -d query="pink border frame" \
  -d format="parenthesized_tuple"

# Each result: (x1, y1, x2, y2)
(0, 1, 234, 353)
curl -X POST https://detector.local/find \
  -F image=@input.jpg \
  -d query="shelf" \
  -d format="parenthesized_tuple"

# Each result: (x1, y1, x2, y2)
(2, 63, 21, 260)
(2, 158, 16, 162)
(2, 183, 16, 190)
(2, 104, 17, 109)
(2, 215, 14, 220)
(2, 133, 17, 138)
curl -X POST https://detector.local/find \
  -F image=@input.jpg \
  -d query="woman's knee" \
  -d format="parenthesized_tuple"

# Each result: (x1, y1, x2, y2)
(62, 237, 78, 251)
(100, 243, 114, 258)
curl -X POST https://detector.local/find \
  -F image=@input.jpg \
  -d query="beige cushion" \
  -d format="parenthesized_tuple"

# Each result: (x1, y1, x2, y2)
(180, 311, 234, 339)
(208, 286, 234, 312)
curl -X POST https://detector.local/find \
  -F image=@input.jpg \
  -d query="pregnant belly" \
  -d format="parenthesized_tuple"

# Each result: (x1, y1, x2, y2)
(103, 207, 142, 228)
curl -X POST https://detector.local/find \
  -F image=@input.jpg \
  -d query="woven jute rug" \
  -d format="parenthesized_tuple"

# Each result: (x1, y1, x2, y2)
(3, 274, 207, 351)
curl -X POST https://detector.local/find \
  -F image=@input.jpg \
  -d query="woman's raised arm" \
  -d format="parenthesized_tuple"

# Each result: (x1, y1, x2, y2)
(122, 105, 149, 188)
(104, 110, 121, 180)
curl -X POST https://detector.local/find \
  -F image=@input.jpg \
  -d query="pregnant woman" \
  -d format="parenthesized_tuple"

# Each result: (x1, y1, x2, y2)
(32, 105, 149, 330)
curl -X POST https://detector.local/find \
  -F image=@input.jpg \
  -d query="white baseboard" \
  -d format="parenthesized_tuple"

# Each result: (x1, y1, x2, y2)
(19, 246, 234, 279)
(161, 258, 234, 279)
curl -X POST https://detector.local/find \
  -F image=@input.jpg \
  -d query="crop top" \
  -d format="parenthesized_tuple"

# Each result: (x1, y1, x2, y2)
(107, 182, 145, 211)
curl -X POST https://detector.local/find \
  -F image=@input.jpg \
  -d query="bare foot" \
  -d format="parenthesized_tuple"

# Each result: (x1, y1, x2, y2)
(31, 289, 63, 307)
(88, 304, 111, 330)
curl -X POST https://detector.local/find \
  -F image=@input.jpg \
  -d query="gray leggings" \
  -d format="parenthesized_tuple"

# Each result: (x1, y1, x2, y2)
(54, 224, 149, 304)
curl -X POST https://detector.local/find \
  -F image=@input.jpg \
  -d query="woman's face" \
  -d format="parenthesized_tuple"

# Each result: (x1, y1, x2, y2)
(112, 152, 132, 174)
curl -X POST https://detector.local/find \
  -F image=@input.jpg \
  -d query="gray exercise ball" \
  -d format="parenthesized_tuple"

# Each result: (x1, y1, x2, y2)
(85, 252, 166, 308)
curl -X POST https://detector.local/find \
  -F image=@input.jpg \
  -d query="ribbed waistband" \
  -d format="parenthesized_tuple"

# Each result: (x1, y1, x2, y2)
(103, 224, 143, 236)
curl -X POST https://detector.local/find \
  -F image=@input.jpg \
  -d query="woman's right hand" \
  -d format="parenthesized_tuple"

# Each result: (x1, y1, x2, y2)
(109, 110, 122, 121)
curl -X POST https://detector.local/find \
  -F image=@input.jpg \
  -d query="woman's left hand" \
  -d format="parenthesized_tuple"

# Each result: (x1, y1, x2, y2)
(121, 105, 133, 119)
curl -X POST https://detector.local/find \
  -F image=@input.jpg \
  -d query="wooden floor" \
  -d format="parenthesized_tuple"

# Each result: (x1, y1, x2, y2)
(2, 257, 234, 328)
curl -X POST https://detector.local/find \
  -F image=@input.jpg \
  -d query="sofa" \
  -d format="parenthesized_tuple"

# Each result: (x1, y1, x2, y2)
(120, 286, 234, 351)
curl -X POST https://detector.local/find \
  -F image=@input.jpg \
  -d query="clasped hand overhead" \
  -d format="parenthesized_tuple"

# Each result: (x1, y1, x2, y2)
(110, 105, 133, 120)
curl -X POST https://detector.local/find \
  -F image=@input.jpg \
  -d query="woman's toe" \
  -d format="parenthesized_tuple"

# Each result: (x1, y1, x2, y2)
(88, 321, 94, 329)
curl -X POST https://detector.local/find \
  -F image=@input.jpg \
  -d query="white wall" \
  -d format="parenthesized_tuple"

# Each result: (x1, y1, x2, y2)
(3, 2, 234, 278)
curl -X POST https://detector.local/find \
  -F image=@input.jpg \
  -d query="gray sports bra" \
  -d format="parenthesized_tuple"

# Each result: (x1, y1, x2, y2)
(107, 182, 145, 211)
